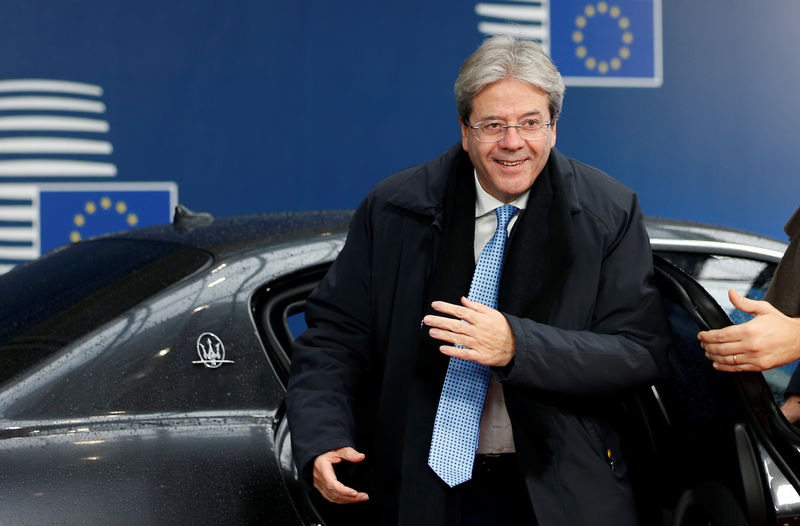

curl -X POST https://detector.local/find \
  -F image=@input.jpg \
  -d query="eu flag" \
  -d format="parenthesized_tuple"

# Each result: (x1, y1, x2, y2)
(39, 184, 176, 253)
(476, 0, 662, 87)
(550, 0, 661, 86)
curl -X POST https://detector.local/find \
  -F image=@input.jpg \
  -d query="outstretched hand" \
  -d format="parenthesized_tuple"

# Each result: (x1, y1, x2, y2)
(312, 447, 369, 504)
(698, 288, 800, 372)
(423, 296, 515, 367)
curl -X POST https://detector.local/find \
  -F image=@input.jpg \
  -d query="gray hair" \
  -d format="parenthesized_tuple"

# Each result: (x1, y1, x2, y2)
(455, 35, 565, 123)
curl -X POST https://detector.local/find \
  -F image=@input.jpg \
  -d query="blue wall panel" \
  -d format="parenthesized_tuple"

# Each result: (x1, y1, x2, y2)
(0, 0, 797, 267)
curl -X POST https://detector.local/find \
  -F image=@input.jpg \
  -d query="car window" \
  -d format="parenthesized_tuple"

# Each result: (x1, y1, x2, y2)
(655, 251, 773, 315)
(0, 238, 211, 386)
(254, 264, 328, 387)
(286, 312, 307, 340)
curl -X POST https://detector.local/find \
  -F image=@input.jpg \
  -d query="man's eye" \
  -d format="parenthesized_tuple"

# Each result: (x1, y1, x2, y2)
(482, 122, 504, 130)
(520, 119, 541, 130)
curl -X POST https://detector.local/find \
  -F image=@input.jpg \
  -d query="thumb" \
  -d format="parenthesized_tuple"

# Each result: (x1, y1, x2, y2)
(728, 288, 771, 316)
(338, 447, 366, 463)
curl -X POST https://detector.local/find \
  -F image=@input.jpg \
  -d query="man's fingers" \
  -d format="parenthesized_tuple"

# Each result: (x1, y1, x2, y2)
(729, 288, 773, 317)
(710, 362, 741, 373)
(710, 359, 762, 373)
(424, 314, 471, 333)
(440, 344, 478, 362)
(461, 296, 492, 312)
(706, 350, 773, 372)
(728, 288, 746, 308)
(430, 300, 480, 323)
(698, 325, 746, 345)
(336, 447, 366, 463)
(312, 448, 369, 504)
(699, 338, 747, 355)
(314, 473, 364, 504)
(426, 298, 515, 367)
(430, 300, 461, 316)
(429, 328, 474, 348)
(431, 298, 496, 320)
(315, 481, 369, 504)
(708, 350, 750, 371)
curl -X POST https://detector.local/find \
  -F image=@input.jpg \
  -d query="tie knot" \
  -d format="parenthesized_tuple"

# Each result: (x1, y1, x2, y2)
(495, 204, 519, 231)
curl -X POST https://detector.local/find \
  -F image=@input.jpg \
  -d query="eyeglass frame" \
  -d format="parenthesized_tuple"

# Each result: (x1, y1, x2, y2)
(463, 117, 555, 143)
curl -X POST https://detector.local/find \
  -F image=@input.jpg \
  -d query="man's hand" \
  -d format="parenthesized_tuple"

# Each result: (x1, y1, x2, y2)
(781, 395, 800, 425)
(698, 288, 800, 372)
(423, 296, 515, 367)
(312, 447, 369, 504)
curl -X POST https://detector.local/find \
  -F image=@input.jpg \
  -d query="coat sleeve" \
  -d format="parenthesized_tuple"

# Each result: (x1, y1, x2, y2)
(285, 198, 375, 475)
(497, 197, 670, 395)
(764, 205, 800, 318)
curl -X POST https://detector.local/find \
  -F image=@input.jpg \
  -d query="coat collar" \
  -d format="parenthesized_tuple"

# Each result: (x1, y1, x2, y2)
(385, 143, 467, 230)
(385, 143, 582, 228)
(388, 141, 580, 322)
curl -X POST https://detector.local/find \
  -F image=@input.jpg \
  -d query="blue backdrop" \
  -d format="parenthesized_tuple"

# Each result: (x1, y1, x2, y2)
(0, 0, 798, 269)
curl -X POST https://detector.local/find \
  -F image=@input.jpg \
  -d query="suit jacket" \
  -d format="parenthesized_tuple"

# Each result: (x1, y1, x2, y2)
(286, 143, 670, 526)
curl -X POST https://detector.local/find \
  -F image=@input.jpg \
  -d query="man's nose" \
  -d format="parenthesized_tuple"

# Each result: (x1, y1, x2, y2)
(499, 126, 524, 148)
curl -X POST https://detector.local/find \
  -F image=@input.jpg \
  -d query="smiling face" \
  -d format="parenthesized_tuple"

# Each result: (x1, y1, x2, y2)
(461, 78, 557, 203)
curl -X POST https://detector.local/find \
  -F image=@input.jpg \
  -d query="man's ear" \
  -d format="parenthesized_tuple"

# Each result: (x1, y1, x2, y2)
(460, 118, 470, 152)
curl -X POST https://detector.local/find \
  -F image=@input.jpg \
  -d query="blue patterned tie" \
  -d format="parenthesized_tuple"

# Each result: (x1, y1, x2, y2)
(428, 203, 519, 487)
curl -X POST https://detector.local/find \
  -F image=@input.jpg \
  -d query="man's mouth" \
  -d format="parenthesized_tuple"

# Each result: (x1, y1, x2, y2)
(497, 160, 524, 167)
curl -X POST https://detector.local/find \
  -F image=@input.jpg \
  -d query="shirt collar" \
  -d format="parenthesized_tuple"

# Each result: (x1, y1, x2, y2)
(474, 170, 531, 218)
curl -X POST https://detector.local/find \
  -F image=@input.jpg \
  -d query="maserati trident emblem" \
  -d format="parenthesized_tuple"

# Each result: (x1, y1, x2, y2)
(193, 332, 234, 368)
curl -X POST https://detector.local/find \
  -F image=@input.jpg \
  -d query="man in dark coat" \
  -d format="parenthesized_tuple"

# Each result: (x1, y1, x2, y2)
(286, 35, 670, 526)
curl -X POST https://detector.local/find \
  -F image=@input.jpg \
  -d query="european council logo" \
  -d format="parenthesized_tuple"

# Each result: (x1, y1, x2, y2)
(475, 0, 662, 87)
(0, 182, 176, 274)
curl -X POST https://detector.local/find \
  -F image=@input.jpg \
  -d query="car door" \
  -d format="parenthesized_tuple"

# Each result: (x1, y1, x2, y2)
(634, 256, 800, 526)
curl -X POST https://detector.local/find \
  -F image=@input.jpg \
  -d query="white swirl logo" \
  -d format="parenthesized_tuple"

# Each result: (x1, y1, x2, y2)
(193, 332, 234, 369)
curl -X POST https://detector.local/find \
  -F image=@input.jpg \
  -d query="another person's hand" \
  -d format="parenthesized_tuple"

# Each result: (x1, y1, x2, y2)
(312, 447, 369, 504)
(781, 395, 800, 425)
(698, 288, 800, 372)
(423, 296, 515, 367)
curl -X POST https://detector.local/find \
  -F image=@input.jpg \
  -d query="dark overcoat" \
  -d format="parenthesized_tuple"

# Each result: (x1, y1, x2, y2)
(286, 144, 670, 525)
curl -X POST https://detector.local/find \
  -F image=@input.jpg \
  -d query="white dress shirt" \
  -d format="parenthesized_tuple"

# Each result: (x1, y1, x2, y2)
(472, 172, 530, 454)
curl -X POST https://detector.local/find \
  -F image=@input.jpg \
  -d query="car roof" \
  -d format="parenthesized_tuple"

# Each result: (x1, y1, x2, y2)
(645, 216, 786, 262)
(90, 208, 787, 263)
(106, 208, 353, 259)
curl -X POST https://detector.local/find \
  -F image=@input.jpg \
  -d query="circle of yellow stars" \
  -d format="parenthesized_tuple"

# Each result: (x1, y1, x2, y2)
(572, 2, 633, 75)
(71, 196, 139, 242)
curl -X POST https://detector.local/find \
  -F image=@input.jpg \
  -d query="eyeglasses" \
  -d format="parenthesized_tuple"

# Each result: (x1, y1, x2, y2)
(465, 118, 554, 142)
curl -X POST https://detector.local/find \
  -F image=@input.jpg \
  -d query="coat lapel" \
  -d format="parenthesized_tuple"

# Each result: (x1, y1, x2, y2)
(418, 153, 476, 378)
(398, 152, 477, 523)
